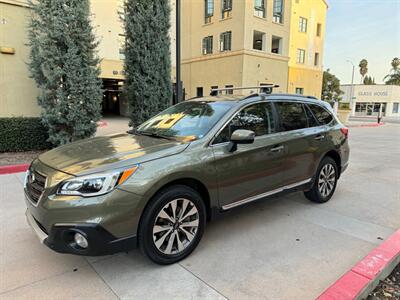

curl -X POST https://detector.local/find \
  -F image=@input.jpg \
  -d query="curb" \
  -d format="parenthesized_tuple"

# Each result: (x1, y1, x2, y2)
(317, 229, 400, 300)
(0, 164, 30, 175)
(347, 122, 385, 128)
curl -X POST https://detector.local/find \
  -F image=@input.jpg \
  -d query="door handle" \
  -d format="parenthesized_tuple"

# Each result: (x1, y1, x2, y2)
(314, 134, 325, 141)
(270, 145, 284, 152)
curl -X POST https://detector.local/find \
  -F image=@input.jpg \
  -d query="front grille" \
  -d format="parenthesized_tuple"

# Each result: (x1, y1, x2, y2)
(26, 170, 47, 204)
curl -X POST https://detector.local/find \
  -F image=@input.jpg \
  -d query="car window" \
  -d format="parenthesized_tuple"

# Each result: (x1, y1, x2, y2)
(136, 101, 233, 140)
(275, 102, 308, 131)
(308, 104, 333, 125)
(304, 105, 319, 127)
(213, 102, 276, 144)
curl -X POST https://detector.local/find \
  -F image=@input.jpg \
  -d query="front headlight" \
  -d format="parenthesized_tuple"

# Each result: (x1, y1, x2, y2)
(57, 166, 138, 197)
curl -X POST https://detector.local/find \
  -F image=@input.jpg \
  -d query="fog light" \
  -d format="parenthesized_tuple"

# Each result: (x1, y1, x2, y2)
(74, 232, 88, 249)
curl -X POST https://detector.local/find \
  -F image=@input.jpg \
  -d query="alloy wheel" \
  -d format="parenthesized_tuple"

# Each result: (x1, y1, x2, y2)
(152, 198, 199, 255)
(318, 163, 336, 197)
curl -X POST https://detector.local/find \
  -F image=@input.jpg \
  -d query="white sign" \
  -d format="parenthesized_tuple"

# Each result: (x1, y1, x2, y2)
(358, 91, 388, 97)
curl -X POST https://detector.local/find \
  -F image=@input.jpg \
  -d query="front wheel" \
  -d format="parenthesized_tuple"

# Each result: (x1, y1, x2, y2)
(304, 157, 338, 203)
(138, 185, 206, 265)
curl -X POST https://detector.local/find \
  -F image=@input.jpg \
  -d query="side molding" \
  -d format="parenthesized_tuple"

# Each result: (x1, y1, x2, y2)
(221, 178, 312, 210)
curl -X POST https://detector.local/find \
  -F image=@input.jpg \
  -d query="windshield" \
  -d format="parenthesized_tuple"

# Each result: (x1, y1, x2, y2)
(136, 101, 233, 141)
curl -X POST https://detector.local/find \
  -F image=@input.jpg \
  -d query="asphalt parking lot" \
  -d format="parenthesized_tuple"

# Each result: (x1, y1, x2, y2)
(1, 124, 399, 300)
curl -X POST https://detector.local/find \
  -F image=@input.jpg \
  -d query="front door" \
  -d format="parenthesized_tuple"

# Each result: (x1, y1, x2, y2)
(211, 102, 286, 208)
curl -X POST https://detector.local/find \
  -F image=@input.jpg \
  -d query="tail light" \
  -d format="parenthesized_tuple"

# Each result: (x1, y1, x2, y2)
(340, 127, 349, 138)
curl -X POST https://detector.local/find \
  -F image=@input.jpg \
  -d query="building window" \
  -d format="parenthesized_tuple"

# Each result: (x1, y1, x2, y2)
(254, 0, 265, 18)
(316, 23, 322, 37)
(220, 31, 232, 52)
(225, 85, 233, 94)
(314, 52, 319, 66)
(299, 17, 307, 32)
(205, 0, 214, 23)
(271, 36, 282, 54)
(202, 36, 213, 54)
(295, 87, 304, 95)
(222, 0, 232, 19)
(118, 34, 126, 60)
(393, 103, 399, 113)
(296, 49, 305, 64)
(273, 0, 284, 23)
(253, 31, 266, 51)
(196, 87, 204, 97)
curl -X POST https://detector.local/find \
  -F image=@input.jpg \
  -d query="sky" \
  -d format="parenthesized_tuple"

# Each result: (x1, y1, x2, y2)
(323, 0, 400, 84)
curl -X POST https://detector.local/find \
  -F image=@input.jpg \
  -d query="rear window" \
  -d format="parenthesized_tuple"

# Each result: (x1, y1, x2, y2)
(275, 102, 308, 131)
(308, 104, 333, 125)
(304, 105, 319, 127)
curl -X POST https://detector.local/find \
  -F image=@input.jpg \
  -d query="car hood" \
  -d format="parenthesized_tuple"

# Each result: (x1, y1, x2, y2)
(38, 133, 190, 176)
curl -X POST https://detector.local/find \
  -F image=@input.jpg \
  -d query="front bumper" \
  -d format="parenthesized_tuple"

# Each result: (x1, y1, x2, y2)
(25, 210, 137, 256)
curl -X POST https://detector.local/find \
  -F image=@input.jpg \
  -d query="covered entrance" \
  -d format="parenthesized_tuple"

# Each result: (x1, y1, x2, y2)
(102, 79, 128, 116)
(355, 102, 387, 117)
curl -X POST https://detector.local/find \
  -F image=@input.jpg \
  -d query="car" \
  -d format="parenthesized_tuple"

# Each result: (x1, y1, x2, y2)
(24, 90, 349, 264)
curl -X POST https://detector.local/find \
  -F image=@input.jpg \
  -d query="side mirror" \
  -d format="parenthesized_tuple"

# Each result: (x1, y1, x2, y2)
(228, 129, 255, 152)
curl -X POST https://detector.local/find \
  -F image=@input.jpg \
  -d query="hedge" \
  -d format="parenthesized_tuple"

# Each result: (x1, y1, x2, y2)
(0, 117, 51, 152)
(339, 102, 351, 110)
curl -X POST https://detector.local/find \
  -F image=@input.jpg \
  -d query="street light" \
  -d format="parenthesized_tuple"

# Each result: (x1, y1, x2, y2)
(346, 60, 355, 115)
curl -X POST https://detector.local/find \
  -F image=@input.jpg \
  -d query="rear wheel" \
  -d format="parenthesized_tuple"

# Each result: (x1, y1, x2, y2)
(304, 157, 338, 203)
(138, 185, 206, 264)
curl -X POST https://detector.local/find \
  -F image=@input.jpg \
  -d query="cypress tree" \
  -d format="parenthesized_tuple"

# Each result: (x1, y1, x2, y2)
(27, 0, 102, 146)
(123, 0, 172, 127)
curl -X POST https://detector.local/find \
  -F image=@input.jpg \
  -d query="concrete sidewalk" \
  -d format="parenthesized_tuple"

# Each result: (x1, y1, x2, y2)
(1, 124, 399, 299)
(96, 116, 130, 136)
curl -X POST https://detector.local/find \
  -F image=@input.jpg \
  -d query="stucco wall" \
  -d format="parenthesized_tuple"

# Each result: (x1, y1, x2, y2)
(0, 1, 40, 117)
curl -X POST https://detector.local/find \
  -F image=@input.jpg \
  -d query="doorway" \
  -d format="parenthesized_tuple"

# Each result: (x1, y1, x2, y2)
(102, 79, 124, 116)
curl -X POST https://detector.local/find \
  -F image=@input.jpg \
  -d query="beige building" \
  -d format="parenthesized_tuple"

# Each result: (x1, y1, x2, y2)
(0, 0, 176, 118)
(181, 0, 327, 99)
(287, 0, 327, 98)
(0, 0, 326, 117)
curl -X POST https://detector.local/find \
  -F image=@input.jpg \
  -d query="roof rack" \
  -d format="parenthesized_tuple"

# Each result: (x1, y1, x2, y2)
(210, 85, 279, 96)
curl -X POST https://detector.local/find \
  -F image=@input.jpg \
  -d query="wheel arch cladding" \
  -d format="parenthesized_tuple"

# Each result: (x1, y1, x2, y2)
(140, 178, 212, 228)
(324, 150, 341, 175)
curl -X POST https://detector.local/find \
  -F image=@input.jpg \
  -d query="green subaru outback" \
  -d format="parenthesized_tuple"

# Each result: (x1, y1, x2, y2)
(24, 92, 349, 264)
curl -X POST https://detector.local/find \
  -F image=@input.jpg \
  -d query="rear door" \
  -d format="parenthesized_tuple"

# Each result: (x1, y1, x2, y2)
(211, 101, 287, 209)
(306, 103, 339, 171)
(274, 101, 319, 185)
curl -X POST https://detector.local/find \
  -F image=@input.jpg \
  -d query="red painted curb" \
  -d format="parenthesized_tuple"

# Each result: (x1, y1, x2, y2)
(347, 122, 385, 128)
(0, 164, 30, 175)
(317, 229, 400, 300)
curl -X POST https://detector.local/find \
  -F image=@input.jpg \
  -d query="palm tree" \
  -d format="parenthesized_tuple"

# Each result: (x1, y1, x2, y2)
(384, 57, 400, 85)
(391, 57, 400, 71)
(358, 59, 368, 83)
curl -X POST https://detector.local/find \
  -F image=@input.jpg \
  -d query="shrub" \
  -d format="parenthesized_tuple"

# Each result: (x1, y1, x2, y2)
(123, 0, 172, 127)
(27, 0, 102, 146)
(0, 118, 51, 152)
(339, 102, 351, 110)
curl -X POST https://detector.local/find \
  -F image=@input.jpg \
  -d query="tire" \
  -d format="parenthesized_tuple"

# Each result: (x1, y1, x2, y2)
(138, 185, 206, 265)
(304, 157, 338, 203)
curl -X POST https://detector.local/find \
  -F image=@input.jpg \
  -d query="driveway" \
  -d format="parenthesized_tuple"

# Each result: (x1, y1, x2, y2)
(1, 124, 399, 299)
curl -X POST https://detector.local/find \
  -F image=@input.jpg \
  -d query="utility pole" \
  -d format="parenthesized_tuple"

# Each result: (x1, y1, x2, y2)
(174, 0, 181, 104)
